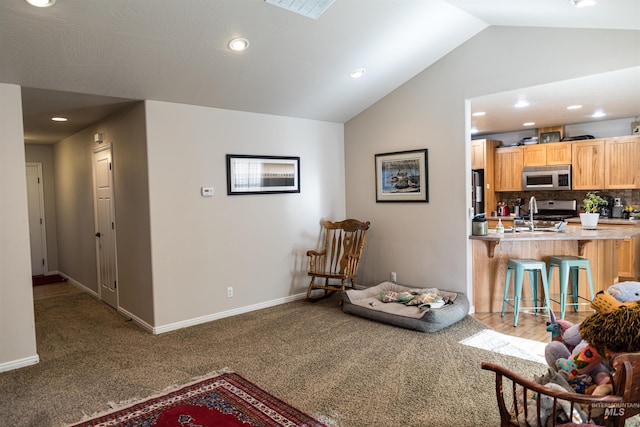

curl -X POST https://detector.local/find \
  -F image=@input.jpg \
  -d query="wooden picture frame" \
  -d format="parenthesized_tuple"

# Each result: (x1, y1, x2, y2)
(540, 131, 561, 143)
(226, 155, 300, 195)
(375, 149, 428, 202)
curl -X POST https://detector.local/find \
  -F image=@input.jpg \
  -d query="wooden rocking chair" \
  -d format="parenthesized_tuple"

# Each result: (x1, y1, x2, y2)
(481, 351, 640, 427)
(306, 219, 370, 301)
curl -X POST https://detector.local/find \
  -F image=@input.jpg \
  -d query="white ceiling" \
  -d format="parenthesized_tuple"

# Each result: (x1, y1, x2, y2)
(0, 0, 638, 144)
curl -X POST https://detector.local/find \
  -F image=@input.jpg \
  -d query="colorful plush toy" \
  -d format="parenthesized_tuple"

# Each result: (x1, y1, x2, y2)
(544, 282, 640, 394)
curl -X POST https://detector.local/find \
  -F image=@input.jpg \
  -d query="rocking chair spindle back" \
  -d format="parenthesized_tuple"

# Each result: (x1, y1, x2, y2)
(306, 219, 370, 301)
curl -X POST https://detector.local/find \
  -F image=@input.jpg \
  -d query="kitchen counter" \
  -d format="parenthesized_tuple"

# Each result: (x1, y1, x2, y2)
(485, 216, 640, 226)
(471, 225, 640, 313)
(471, 225, 640, 247)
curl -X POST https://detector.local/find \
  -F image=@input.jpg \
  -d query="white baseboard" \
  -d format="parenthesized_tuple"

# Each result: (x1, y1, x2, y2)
(151, 292, 307, 335)
(59, 273, 98, 298)
(54, 273, 310, 336)
(0, 355, 39, 373)
(118, 307, 154, 334)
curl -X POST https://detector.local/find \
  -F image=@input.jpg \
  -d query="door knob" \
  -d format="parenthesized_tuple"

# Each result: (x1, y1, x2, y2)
(95, 232, 101, 237)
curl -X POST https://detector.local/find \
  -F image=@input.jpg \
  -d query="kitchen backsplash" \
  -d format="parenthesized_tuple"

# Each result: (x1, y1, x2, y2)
(496, 189, 640, 212)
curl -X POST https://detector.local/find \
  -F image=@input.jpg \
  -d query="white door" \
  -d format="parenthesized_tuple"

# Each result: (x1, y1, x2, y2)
(93, 145, 118, 309)
(26, 163, 47, 276)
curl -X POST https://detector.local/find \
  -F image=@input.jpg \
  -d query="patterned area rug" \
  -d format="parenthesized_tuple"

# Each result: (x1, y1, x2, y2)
(68, 371, 326, 427)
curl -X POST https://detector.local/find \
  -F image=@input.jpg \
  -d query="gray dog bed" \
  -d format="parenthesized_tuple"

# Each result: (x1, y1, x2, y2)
(342, 282, 469, 332)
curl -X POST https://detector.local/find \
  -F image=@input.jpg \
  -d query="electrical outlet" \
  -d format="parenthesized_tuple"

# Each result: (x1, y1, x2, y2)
(390, 272, 397, 283)
(227, 287, 233, 298)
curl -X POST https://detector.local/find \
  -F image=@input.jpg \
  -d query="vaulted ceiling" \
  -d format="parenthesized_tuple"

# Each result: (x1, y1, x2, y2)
(1, 0, 638, 144)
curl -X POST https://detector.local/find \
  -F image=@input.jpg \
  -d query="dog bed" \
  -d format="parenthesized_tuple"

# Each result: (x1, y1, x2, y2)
(342, 281, 469, 332)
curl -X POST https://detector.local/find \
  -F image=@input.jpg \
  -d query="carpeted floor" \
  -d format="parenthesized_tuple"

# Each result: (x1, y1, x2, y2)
(0, 292, 547, 427)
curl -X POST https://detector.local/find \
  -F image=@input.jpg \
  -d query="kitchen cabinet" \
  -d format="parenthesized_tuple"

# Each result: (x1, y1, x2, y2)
(604, 136, 640, 189)
(545, 142, 572, 165)
(470, 139, 498, 215)
(471, 140, 485, 169)
(571, 139, 605, 190)
(523, 142, 571, 167)
(522, 144, 546, 166)
(617, 237, 639, 280)
(603, 222, 640, 280)
(494, 146, 523, 191)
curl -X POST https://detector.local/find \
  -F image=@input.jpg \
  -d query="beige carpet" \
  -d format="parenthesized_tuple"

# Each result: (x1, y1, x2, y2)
(0, 292, 547, 426)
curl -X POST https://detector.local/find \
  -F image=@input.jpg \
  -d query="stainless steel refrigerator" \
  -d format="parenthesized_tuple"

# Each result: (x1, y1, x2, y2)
(472, 169, 484, 215)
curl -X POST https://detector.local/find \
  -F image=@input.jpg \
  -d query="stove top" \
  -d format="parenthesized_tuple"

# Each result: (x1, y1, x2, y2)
(518, 199, 578, 222)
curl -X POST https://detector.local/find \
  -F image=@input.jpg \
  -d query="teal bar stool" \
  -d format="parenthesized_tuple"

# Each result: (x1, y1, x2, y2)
(547, 255, 595, 320)
(501, 258, 551, 327)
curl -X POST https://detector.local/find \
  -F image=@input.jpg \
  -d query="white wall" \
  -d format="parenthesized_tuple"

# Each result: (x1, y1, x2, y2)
(0, 83, 38, 371)
(24, 144, 59, 273)
(145, 101, 345, 329)
(344, 27, 640, 308)
(53, 103, 154, 324)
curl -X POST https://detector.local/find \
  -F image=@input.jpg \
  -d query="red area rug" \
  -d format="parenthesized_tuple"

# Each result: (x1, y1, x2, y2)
(69, 371, 326, 427)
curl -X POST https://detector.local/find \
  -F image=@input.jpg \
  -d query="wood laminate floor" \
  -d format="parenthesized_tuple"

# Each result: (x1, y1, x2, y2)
(33, 281, 83, 300)
(472, 309, 592, 342)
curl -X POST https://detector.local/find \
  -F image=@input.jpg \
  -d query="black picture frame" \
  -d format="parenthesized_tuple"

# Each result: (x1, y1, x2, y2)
(226, 155, 300, 195)
(375, 149, 428, 202)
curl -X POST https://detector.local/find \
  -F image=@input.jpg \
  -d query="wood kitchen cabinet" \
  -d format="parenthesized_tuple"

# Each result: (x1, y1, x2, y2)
(471, 139, 498, 215)
(545, 142, 572, 165)
(604, 136, 640, 189)
(571, 139, 605, 189)
(471, 140, 485, 169)
(522, 144, 546, 166)
(522, 142, 571, 167)
(494, 146, 523, 191)
(605, 223, 640, 280)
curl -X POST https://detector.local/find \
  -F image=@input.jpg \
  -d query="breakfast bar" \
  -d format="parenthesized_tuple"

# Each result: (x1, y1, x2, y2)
(470, 225, 640, 313)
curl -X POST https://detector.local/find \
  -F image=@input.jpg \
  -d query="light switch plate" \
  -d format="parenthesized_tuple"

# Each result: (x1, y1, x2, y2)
(201, 186, 214, 197)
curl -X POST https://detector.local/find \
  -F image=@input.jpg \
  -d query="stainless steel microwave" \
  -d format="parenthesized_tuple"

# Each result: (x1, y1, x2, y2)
(522, 165, 571, 191)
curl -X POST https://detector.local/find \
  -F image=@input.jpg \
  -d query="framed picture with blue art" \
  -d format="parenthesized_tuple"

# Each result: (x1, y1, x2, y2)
(375, 149, 428, 202)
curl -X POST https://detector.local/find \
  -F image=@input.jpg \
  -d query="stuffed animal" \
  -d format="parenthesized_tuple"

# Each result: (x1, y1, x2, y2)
(544, 283, 640, 393)
(517, 381, 588, 426)
(580, 291, 640, 358)
(605, 281, 640, 303)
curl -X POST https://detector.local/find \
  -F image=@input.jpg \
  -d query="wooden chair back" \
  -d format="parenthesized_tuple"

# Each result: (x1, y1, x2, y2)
(315, 219, 369, 278)
(306, 219, 370, 299)
(610, 352, 640, 421)
(481, 353, 640, 427)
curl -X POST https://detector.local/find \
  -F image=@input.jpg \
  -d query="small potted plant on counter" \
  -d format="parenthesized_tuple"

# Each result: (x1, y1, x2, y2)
(580, 191, 606, 229)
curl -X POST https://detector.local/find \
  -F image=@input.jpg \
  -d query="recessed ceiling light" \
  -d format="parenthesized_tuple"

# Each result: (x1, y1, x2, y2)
(523, 122, 535, 126)
(228, 38, 249, 51)
(472, 112, 486, 117)
(25, 0, 56, 7)
(51, 117, 67, 122)
(514, 101, 529, 108)
(569, 0, 597, 8)
(592, 111, 606, 118)
(567, 105, 583, 110)
(350, 68, 366, 79)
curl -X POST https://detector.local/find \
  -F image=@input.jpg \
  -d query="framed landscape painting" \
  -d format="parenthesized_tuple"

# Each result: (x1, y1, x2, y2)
(375, 149, 428, 202)
(226, 155, 300, 195)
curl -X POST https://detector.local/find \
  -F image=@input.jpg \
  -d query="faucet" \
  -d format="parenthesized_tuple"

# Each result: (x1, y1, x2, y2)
(529, 196, 538, 231)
